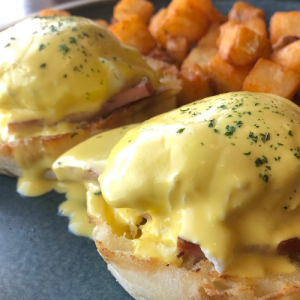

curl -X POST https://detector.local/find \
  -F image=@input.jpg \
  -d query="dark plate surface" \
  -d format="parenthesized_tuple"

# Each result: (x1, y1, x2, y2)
(1, 1, 300, 300)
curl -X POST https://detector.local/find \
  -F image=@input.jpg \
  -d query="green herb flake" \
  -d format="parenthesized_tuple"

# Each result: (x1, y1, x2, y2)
(99, 33, 104, 38)
(69, 37, 77, 44)
(262, 174, 269, 183)
(5, 43, 11, 48)
(39, 44, 46, 51)
(288, 130, 293, 136)
(208, 120, 214, 128)
(177, 128, 185, 134)
(94, 191, 102, 196)
(214, 129, 219, 133)
(236, 121, 243, 128)
(244, 152, 251, 155)
(254, 103, 259, 106)
(278, 143, 284, 146)
(70, 132, 78, 138)
(225, 125, 236, 136)
(72, 27, 78, 32)
(255, 158, 264, 167)
(63, 74, 67, 78)
(261, 132, 270, 143)
(40, 63, 46, 68)
(59, 44, 70, 55)
(220, 105, 227, 109)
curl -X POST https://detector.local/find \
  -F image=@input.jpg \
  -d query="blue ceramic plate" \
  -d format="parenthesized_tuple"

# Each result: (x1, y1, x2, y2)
(1, 1, 300, 299)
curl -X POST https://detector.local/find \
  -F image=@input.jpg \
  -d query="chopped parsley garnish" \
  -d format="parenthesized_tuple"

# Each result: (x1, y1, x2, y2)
(266, 166, 271, 170)
(262, 174, 269, 183)
(214, 129, 219, 133)
(254, 103, 259, 106)
(288, 130, 293, 136)
(39, 44, 46, 51)
(70, 132, 78, 138)
(243, 152, 251, 155)
(40, 63, 46, 68)
(177, 128, 185, 134)
(262, 156, 268, 163)
(69, 37, 76, 44)
(225, 125, 235, 136)
(278, 143, 284, 146)
(236, 121, 243, 127)
(208, 120, 214, 128)
(255, 158, 264, 167)
(99, 33, 104, 38)
(94, 191, 102, 196)
(63, 74, 67, 78)
(261, 132, 270, 143)
(59, 44, 70, 55)
(82, 32, 90, 37)
(220, 105, 227, 109)
(71, 27, 77, 32)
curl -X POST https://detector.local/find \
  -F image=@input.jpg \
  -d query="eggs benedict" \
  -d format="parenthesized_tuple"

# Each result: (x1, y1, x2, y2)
(53, 92, 300, 299)
(0, 15, 178, 195)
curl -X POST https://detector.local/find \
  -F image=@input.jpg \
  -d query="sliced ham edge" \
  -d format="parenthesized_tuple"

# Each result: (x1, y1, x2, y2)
(7, 77, 154, 134)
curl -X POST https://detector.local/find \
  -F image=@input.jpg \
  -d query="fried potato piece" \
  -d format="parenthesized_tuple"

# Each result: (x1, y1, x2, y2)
(218, 24, 270, 66)
(272, 35, 300, 52)
(165, 36, 189, 64)
(156, 0, 210, 47)
(185, 0, 227, 23)
(244, 18, 267, 37)
(271, 40, 300, 73)
(94, 19, 109, 28)
(182, 23, 220, 74)
(182, 46, 217, 75)
(110, 15, 156, 55)
(113, 0, 154, 24)
(209, 54, 253, 93)
(149, 9, 167, 41)
(197, 22, 221, 47)
(270, 12, 300, 45)
(243, 58, 300, 100)
(39, 9, 70, 17)
(228, 1, 265, 22)
(178, 64, 213, 106)
(217, 20, 239, 47)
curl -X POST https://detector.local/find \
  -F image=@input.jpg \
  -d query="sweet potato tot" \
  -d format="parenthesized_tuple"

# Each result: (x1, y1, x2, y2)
(270, 12, 300, 45)
(149, 9, 167, 41)
(271, 40, 300, 73)
(110, 15, 156, 55)
(113, 0, 154, 24)
(182, 46, 217, 75)
(156, 0, 209, 47)
(209, 54, 253, 93)
(228, 1, 265, 22)
(165, 36, 189, 64)
(178, 64, 214, 106)
(243, 58, 300, 100)
(94, 19, 109, 28)
(218, 24, 270, 66)
(39, 9, 70, 17)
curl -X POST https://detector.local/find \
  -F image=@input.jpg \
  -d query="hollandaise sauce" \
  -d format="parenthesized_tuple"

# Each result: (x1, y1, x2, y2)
(99, 92, 300, 277)
(0, 15, 159, 142)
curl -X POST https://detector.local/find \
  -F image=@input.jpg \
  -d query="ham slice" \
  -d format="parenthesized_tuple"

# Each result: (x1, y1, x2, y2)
(98, 77, 154, 117)
(278, 238, 300, 256)
(177, 237, 207, 259)
(8, 77, 154, 134)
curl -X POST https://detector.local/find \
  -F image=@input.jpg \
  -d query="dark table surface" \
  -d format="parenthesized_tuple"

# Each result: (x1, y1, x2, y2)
(0, 0, 83, 28)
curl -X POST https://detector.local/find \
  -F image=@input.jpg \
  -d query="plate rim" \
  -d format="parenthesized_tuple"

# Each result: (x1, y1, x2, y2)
(0, 0, 114, 32)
